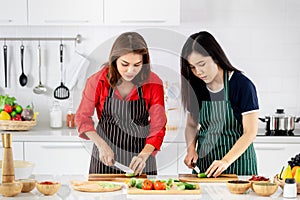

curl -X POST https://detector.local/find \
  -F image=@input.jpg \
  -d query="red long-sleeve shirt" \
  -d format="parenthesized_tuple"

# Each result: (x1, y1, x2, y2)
(75, 66, 166, 151)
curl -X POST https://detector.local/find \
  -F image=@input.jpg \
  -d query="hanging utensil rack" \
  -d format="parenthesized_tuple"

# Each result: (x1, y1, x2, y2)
(0, 34, 82, 43)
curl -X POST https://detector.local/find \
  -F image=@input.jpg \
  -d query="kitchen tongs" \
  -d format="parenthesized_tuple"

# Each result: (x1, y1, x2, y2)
(54, 44, 69, 100)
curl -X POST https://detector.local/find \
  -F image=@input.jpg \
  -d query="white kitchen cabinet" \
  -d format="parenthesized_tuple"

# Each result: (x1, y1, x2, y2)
(156, 143, 178, 175)
(28, 0, 103, 25)
(0, 0, 27, 25)
(0, 142, 24, 160)
(177, 143, 192, 174)
(254, 143, 300, 177)
(104, 0, 180, 26)
(24, 142, 92, 175)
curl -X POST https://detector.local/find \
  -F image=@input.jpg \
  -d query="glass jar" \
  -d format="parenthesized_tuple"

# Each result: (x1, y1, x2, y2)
(66, 109, 75, 128)
(50, 101, 62, 128)
(283, 178, 297, 198)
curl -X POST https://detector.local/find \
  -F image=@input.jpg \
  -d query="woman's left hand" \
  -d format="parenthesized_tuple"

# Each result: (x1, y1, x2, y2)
(129, 156, 146, 176)
(205, 160, 230, 177)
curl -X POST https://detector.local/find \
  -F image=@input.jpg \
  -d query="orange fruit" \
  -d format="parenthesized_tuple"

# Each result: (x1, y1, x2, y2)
(292, 166, 300, 178)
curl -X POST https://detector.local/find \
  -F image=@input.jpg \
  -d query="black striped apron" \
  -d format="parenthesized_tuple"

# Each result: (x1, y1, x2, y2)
(89, 86, 157, 175)
(196, 71, 257, 175)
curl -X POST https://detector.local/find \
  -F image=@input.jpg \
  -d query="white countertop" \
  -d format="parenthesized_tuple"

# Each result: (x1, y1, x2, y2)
(2, 122, 300, 144)
(1, 174, 298, 200)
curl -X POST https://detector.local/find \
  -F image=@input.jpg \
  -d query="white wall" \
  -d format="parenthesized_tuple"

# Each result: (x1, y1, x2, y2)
(0, 0, 300, 129)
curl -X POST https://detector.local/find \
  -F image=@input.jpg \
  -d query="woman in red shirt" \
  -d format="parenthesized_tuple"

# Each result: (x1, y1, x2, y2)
(75, 32, 166, 175)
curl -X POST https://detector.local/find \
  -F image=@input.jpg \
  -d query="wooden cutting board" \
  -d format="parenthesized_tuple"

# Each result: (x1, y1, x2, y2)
(179, 174, 238, 183)
(71, 180, 123, 192)
(88, 174, 147, 182)
(127, 184, 201, 195)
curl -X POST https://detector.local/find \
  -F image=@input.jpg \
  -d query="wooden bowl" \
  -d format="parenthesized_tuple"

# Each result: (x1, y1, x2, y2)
(16, 179, 36, 193)
(36, 181, 61, 195)
(274, 174, 300, 194)
(226, 180, 251, 194)
(0, 182, 23, 197)
(249, 180, 271, 191)
(252, 182, 278, 196)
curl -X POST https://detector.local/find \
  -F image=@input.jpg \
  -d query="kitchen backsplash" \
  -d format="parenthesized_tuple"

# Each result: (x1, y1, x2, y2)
(0, 0, 300, 129)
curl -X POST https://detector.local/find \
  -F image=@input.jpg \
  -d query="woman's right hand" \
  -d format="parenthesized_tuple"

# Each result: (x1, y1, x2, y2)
(85, 131, 115, 166)
(96, 140, 114, 166)
(184, 148, 198, 169)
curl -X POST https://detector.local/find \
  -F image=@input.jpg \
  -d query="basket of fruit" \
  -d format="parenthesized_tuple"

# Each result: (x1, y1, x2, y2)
(274, 153, 300, 194)
(0, 95, 37, 131)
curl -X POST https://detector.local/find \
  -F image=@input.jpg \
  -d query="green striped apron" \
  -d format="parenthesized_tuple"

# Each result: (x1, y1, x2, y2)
(196, 71, 257, 175)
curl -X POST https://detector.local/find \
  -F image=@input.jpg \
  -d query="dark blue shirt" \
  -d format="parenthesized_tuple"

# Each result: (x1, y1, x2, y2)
(207, 71, 259, 124)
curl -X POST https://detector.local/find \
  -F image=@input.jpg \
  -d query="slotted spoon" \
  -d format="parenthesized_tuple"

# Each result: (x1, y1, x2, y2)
(54, 44, 69, 100)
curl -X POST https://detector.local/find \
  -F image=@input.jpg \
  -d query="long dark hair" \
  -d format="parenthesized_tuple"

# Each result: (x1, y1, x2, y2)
(107, 32, 151, 87)
(180, 31, 240, 121)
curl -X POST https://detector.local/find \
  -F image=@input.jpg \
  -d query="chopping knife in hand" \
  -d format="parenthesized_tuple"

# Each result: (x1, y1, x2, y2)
(191, 161, 201, 174)
(112, 160, 134, 174)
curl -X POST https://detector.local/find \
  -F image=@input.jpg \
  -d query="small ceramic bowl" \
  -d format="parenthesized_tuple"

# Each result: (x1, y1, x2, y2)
(226, 180, 251, 194)
(0, 182, 23, 197)
(36, 181, 61, 195)
(16, 178, 36, 193)
(252, 182, 278, 196)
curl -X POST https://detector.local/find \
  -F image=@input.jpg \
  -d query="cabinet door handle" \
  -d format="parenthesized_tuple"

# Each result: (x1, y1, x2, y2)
(40, 144, 85, 149)
(0, 19, 13, 23)
(255, 147, 285, 150)
(120, 20, 166, 24)
(44, 20, 90, 24)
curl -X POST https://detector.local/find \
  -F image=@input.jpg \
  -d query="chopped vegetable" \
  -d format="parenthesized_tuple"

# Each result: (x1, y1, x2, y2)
(125, 173, 136, 177)
(198, 172, 207, 178)
(176, 182, 197, 190)
(135, 182, 142, 189)
(183, 182, 197, 190)
(166, 178, 174, 187)
(127, 178, 136, 187)
(176, 182, 185, 190)
(98, 182, 120, 188)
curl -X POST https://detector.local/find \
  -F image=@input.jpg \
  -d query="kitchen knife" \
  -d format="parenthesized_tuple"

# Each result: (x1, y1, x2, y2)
(194, 166, 200, 174)
(191, 161, 200, 174)
(113, 161, 134, 174)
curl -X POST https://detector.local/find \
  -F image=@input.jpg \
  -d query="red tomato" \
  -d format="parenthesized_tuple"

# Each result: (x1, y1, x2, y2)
(12, 114, 22, 121)
(3, 104, 13, 113)
(142, 179, 153, 190)
(153, 180, 166, 190)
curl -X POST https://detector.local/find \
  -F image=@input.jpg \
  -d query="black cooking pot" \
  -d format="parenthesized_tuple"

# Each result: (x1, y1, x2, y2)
(259, 109, 300, 131)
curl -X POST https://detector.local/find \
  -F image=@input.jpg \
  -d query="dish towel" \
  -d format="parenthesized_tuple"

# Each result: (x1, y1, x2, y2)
(64, 51, 90, 90)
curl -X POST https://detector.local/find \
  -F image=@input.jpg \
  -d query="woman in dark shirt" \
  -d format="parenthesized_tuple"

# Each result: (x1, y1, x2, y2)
(181, 31, 259, 177)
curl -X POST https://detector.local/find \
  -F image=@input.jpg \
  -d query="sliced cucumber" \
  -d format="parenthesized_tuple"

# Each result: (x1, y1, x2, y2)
(198, 172, 207, 178)
(125, 173, 136, 177)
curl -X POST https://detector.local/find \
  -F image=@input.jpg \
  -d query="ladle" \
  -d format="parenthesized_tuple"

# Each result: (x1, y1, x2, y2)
(19, 44, 27, 87)
(33, 44, 47, 94)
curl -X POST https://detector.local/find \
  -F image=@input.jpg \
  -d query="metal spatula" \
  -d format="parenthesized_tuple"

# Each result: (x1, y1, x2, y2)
(54, 44, 69, 100)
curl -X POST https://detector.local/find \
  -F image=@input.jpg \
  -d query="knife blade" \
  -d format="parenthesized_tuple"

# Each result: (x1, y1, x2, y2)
(113, 161, 134, 174)
(191, 161, 200, 174)
(194, 166, 200, 174)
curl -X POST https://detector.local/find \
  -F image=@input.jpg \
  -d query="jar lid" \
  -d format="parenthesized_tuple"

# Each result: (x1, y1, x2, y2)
(285, 178, 295, 184)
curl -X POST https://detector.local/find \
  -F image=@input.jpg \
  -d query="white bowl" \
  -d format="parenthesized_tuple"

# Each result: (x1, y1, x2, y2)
(0, 160, 34, 180)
